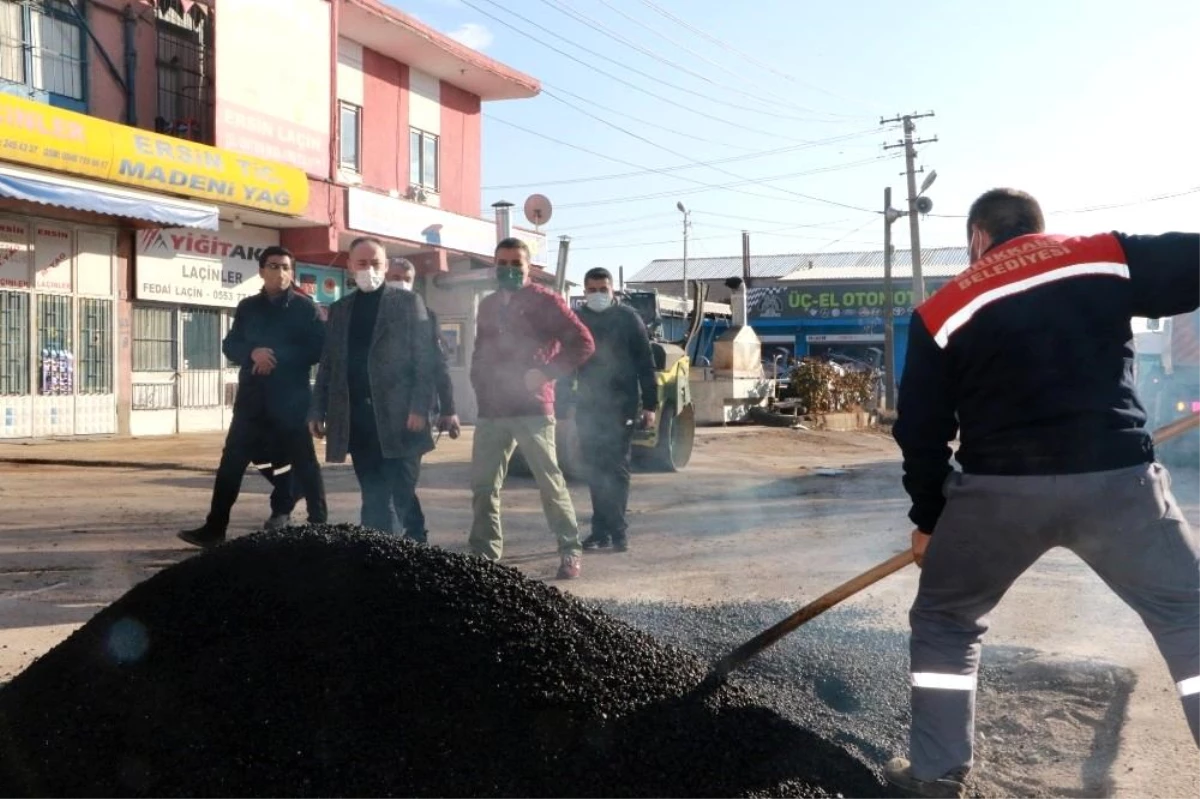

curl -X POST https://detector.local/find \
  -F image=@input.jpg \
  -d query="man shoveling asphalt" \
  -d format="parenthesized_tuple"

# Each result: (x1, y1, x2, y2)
(887, 188, 1199, 797)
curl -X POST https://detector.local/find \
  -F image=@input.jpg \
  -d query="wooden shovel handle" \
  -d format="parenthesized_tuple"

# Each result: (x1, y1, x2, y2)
(710, 549, 914, 680)
(1153, 412, 1200, 446)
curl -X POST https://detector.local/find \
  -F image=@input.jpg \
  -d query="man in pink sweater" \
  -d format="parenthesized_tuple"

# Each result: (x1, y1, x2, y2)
(470, 237, 596, 579)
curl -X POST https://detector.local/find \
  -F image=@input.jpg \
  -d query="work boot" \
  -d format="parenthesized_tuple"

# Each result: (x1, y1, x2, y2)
(582, 533, 610, 550)
(263, 513, 292, 531)
(406, 529, 429, 544)
(556, 554, 582, 580)
(611, 535, 629, 553)
(883, 758, 967, 798)
(178, 525, 226, 549)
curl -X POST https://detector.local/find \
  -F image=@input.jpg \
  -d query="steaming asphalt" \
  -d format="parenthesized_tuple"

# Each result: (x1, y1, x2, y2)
(595, 600, 1137, 799)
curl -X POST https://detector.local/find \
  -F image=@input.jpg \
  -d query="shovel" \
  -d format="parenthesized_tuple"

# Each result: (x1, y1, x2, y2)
(699, 412, 1200, 689)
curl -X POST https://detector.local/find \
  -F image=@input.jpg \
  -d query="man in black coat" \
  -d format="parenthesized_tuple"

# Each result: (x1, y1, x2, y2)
(575, 267, 658, 552)
(179, 245, 327, 548)
(384, 257, 460, 542)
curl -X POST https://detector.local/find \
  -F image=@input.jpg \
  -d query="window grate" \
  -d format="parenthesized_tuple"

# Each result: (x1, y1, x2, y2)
(132, 305, 177, 372)
(154, 0, 213, 143)
(77, 297, 112, 394)
(36, 292, 72, 395)
(0, 290, 30, 396)
(0, 0, 85, 102)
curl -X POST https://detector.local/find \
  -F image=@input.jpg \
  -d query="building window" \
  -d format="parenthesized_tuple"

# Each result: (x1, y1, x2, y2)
(409, 128, 439, 191)
(154, 0, 213, 143)
(0, 0, 85, 110)
(0, 291, 30, 396)
(132, 305, 177, 372)
(36, 292, 72, 395)
(77, 297, 112, 394)
(339, 101, 361, 172)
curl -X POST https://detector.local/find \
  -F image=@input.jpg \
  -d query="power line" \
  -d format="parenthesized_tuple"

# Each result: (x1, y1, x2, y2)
(535, 81, 763, 153)
(553, 155, 898, 209)
(558, 224, 881, 252)
(458, 0, 859, 130)
(531, 0, 858, 120)
(635, 0, 877, 109)
(591, 0, 861, 119)
(483, 113, 890, 212)
(536, 87, 883, 213)
(483, 125, 886, 190)
(929, 186, 1200, 218)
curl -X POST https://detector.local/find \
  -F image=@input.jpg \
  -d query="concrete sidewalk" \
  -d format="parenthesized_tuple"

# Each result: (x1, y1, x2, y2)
(0, 429, 474, 472)
(0, 433, 245, 472)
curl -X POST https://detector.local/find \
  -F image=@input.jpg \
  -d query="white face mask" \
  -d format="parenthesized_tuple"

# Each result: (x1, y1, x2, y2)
(355, 268, 385, 293)
(585, 292, 613, 312)
(387, 280, 414, 292)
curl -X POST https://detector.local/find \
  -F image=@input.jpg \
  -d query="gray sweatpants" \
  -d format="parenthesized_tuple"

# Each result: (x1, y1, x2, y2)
(909, 462, 1200, 781)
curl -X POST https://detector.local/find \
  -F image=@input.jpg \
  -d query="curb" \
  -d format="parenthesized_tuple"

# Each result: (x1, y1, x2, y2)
(0, 458, 354, 473)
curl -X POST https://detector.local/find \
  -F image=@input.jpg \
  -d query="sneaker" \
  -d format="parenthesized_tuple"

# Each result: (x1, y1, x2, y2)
(611, 537, 629, 553)
(883, 758, 967, 798)
(582, 533, 610, 551)
(556, 554, 582, 580)
(178, 525, 226, 549)
(263, 513, 292, 531)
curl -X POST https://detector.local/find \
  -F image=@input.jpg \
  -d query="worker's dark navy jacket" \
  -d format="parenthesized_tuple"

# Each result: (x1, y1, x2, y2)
(575, 303, 659, 420)
(894, 231, 1200, 533)
(223, 287, 325, 428)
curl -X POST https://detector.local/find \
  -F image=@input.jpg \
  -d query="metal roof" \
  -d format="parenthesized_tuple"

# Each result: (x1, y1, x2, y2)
(629, 246, 970, 284)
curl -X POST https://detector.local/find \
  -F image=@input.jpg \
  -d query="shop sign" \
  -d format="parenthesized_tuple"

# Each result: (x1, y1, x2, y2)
(0, 218, 30, 289)
(347, 187, 549, 267)
(0, 93, 309, 216)
(751, 279, 952, 320)
(135, 222, 277, 308)
(295, 263, 345, 306)
(33, 224, 72, 292)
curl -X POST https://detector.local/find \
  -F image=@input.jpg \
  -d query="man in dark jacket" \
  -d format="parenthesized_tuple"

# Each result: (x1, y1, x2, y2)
(469, 237, 595, 580)
(179, 245, 327, 548)
(575, 267, 657, 553)
(309, 238, 435, 534)
(885, 187, 1199, 797)
(385, 257, 460, 542)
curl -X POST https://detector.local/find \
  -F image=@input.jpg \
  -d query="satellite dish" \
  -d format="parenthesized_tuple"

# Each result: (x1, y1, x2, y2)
(524, 194, 553, 228)
(915, 196, 934, 215)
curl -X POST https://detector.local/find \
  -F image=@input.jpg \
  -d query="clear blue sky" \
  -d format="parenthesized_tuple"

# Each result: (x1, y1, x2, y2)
(394, 0, 1200, 283)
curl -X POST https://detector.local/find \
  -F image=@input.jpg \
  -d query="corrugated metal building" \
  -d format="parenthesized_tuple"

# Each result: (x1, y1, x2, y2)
(628, 245, 971, 383)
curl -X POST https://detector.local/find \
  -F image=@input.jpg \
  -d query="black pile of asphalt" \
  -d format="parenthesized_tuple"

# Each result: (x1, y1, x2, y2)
(0, 525, 884, 799)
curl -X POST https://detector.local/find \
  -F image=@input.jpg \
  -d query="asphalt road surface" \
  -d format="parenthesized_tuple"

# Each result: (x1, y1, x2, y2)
(0, 427, 1196, 797)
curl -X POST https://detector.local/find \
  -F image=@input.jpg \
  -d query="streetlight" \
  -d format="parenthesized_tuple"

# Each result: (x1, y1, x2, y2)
(676, 201, 690, 314)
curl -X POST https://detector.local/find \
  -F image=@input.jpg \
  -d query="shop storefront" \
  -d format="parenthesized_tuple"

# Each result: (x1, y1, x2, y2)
(749, 276, 954, 377)
(129, 221, 284, 436)
(0, 214, 121, 438)
(0, 93, 310, 439)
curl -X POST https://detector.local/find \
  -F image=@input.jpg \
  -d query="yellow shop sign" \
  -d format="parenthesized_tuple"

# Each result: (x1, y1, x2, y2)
(0, 94, 309, 216)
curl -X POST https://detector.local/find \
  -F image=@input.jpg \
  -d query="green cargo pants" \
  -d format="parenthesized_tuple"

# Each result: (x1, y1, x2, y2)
(469, 415, 582, 561)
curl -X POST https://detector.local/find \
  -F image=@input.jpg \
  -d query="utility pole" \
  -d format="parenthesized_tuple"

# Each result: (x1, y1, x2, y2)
(882, 187, 905, 410)
(676, 201, 691, 315)
(882, 112, 937, 303)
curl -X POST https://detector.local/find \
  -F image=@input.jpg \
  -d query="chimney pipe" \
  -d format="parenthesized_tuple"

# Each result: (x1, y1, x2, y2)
(492, 200, 514, 243)
(554, 235, 570, 295)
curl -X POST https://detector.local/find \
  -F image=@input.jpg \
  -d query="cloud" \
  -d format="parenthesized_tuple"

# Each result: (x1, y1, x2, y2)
(447, 22, 493, 51)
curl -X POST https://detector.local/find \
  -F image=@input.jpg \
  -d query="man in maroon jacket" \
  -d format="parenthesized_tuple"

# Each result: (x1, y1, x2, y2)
(469, 237, 596, 579)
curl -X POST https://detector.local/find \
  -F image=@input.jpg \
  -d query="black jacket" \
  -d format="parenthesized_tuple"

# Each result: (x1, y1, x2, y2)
(575, 302, 658, 419)
(223, 287, 325, 427)
(427, 308, 455, 417)
(894, 231, 1199, 533)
